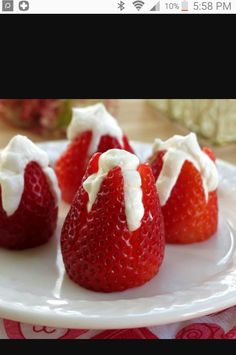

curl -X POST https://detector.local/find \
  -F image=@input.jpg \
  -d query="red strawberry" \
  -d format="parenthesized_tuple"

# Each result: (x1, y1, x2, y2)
(55, 131, 92, 204)
(0, 161, 58, 250)
(148, 141, 218, 244)
(55, 105, 134, 204)
(61, 150, 165, 292)
(202, 146, 216, 162)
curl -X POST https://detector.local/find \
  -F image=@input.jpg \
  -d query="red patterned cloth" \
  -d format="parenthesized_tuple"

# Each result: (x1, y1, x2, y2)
(1, 306, 236, 339)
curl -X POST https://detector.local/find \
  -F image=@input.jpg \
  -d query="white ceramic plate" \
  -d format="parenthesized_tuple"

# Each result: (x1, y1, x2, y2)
(0, 140, 236, 330)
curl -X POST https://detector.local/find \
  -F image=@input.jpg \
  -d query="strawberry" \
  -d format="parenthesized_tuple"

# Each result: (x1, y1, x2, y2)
(148, 134, 218, 244)
(202, 146, 216, 162)
(61, 149, 165, 292)
(55, 103, 134, 204)
(55, 131, 92, 204)
(0, 135, 59, 250)
(0, 161, 58, 250)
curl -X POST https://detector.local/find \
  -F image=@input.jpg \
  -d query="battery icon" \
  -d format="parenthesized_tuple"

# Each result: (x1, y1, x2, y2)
(181, 1, 188, 11)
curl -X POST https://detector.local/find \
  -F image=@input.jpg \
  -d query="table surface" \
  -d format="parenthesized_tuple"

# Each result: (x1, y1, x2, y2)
(0, 99, 236, 165)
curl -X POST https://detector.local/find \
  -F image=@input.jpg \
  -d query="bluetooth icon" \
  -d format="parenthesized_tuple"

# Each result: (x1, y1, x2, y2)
(118, 1, 125, 11)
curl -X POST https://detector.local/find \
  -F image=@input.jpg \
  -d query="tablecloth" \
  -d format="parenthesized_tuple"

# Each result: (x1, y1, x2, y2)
(1, 306, 236, 339)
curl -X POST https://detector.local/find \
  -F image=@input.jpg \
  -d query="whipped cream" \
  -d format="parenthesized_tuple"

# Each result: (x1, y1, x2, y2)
(152, 133, 219, 206)
(83, 149, 144, 232)
(67, 103, 124, 155)
(0, 135, 60, 216)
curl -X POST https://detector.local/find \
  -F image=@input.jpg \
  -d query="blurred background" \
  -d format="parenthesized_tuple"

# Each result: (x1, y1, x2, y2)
(0, 99, 236, 164)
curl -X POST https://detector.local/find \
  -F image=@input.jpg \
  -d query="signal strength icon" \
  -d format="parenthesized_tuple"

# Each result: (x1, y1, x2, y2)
(133, 1, 145, 11)
(150, 1, 160, 11)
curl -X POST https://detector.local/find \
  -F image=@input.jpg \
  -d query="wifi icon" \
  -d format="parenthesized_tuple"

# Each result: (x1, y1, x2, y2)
(133, 1, 145, 11)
